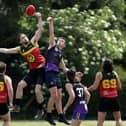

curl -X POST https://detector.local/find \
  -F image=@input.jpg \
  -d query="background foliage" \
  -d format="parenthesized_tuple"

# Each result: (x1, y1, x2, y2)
(0, 0, 126, 119)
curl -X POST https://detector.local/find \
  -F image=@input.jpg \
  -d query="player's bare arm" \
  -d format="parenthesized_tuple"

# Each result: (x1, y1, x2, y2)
(47, 16, 55, 49)
(88, 72, 101, 91)
(114, 71, 122, 89)
(31, 12, 43, 44)
(59, 58, 69, 73)
(5, 75, 14, 107)
(0, 46, 20, 54)
(63, 83, 75, 114)
(84, 86, 91, 104)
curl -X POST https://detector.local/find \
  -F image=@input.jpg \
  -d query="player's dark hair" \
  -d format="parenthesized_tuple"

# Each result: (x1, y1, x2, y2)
(0, 61, 6, 73)
(102, 58, 114, 73)
(58, 37, 65, 42)
(67, 69, 76, 83)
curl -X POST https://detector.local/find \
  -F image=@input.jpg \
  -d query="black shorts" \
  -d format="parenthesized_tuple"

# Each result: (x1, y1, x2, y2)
(0, 103, 9, 115)
(45, 71, 62, 88)
(98, 97, 120, 112)
(23, 67, 45, 86)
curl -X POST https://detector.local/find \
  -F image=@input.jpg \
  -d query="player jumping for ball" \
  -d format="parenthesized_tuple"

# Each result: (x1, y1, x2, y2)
(0, 12, 46, 119)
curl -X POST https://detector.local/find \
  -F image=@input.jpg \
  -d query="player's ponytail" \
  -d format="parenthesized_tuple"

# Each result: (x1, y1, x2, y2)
(67, 69, 76, 83)
(102, 58, 114, 73)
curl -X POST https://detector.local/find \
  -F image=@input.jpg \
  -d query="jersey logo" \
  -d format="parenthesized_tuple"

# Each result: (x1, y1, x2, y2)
(27, 54, 35, 63)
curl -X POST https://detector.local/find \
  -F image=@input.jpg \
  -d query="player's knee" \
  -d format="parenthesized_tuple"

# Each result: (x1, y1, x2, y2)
(3, 115, 10, 122)
(35, 90, 41, 96)
(58, 92, 62, 98)
(18, 81, 27, 88)
(56, 91, 62, 101)
(35, 86, 41, 95)
(56, 94, 61, 101)
(50, 93, 58, 101)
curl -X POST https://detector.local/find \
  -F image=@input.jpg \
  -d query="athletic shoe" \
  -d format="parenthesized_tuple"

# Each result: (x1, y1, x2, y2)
(58, 114, 70, 125)
(12, 105, 20, 112)
(45, 113, 56, 126)
(34, 109, 45, 120)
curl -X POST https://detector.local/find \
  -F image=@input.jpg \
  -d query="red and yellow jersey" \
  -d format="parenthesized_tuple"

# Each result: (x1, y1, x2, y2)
(99, 71, 118, 98)
(0, 74, 7, 103)
(19, 43, 46, 69)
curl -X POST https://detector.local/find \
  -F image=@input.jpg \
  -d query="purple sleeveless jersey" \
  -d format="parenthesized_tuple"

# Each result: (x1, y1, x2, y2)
(45, 46, 62, 72)
(73, 82, 88, 114)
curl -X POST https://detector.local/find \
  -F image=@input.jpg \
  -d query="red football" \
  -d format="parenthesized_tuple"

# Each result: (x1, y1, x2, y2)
(26, 5, 35, 16)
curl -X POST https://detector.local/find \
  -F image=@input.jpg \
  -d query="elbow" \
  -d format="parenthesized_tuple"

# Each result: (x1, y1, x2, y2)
(93, 86, 97, 90)
(85, 94, 91, 104)
(87, 92, 91, 99)
(71, 94, 76, 102)
(8, 88, 13, 95)
(73, 94, 76, 100)
(4, 52, 9, 54)
(117, 83, 122, 90)
(39, 28, 43, 34)
(68, 93, 75, 102)
(88, 87, 96, 91)
(88, 92, 91, 98)
(91, 85, 98, 91)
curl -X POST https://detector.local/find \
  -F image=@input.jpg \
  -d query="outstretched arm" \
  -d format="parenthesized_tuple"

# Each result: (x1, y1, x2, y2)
(5, 75, 14, 107)
(47, 16, 55, 49)
(31, 12, 43, 44)
(88, 72, 101, 91)
(0, 47, 19, 54)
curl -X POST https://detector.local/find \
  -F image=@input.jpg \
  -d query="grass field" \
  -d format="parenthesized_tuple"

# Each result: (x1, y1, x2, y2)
(0, 120, 126, 126)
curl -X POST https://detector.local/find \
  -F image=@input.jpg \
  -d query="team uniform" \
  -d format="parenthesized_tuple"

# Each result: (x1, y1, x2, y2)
(98, 71, 120, 112)
(0, 74, 9, 115)
(45, 45, 63, 88)
(72, 82, 88, 120)
(19, 43, 46, 85)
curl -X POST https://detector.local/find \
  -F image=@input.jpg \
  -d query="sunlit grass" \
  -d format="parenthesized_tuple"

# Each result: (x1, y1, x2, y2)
(0, 120, 126, 126)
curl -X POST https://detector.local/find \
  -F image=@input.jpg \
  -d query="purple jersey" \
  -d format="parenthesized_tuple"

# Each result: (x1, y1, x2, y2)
(72, 82, 88, 114)
(45, 46, 63, 72)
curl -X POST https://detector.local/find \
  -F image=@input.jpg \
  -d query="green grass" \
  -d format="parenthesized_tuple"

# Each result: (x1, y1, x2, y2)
(0, 120, 126, 126)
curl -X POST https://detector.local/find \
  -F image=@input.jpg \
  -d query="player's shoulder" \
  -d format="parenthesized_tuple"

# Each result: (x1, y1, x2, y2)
(112, 71, 119, 78)
(31, 41, 39, 47)
(5, 75, 10, 78)
(4, 75, 12, 82)
(48, 45, 56, 50)
(65, 82, 74, 91)
(65, 82, 73, 87)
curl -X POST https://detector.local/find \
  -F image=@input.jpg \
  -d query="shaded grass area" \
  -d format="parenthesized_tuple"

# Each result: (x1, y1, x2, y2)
(0, 120, 126, 126)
